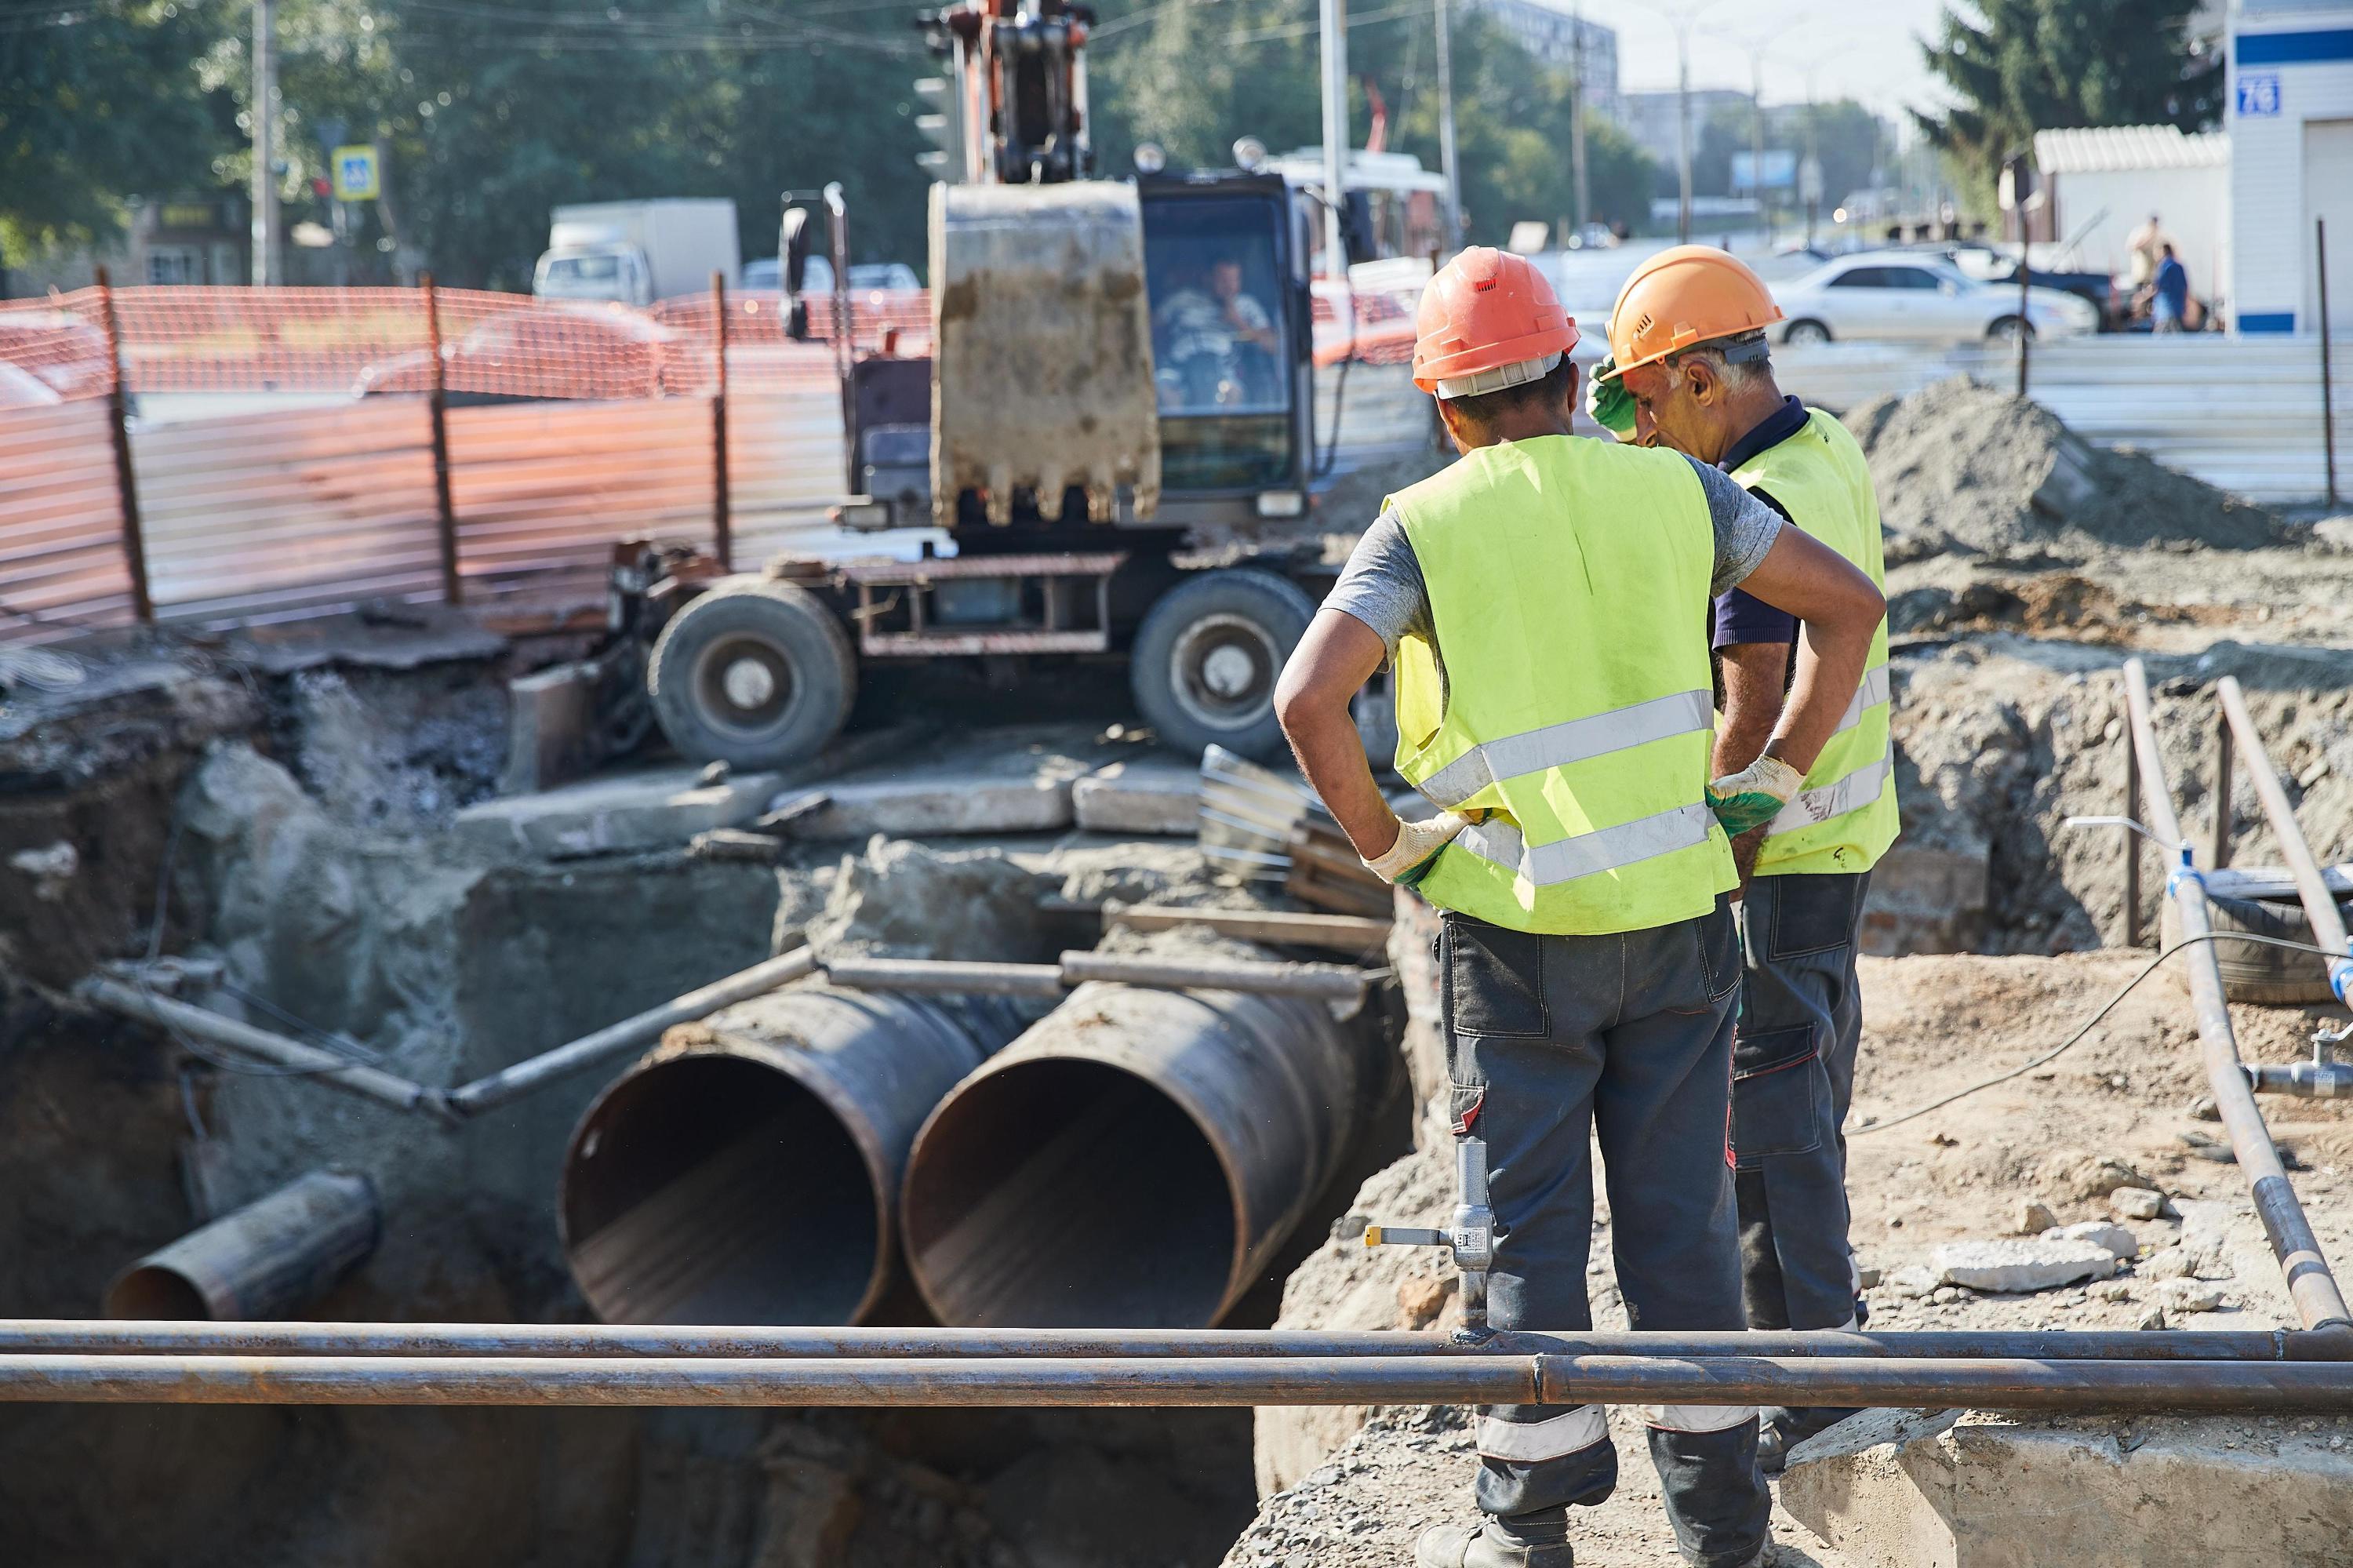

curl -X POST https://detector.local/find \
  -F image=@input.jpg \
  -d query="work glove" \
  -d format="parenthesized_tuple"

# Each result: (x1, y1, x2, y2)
(1363, 810, 1469, 886)
(1705, 755, 1806, 837)
(1585, 354, 1637, 442)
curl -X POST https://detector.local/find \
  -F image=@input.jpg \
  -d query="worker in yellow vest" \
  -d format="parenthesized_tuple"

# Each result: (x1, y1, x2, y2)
(1275, 247, 1886, 1568)
(1587, 246, 1901, 1473)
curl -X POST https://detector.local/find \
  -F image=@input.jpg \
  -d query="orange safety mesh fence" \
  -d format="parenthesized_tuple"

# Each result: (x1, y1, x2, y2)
(0, 282, 1412, 402)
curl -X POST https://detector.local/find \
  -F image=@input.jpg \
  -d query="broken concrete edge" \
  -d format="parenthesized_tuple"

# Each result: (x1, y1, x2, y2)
(1780, 1406, 2353, 1568)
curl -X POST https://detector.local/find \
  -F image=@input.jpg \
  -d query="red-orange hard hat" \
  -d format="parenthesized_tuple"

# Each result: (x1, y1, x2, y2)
(1598, 245, 1784, 380)
(1411, 247, 1580, 396)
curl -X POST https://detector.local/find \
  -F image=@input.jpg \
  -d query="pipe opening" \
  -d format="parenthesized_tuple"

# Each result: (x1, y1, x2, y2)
(563, 1053, 879, 1325)
(904, 1059, 1237, 1327)
(104, 1267, 211, 1321)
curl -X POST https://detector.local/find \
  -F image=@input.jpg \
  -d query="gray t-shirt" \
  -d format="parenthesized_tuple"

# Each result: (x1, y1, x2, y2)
(1326, 453, 1784, 699)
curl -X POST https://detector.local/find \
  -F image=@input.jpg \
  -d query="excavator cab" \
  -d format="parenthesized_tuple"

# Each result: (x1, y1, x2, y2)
(1136, 173, 1315, 515)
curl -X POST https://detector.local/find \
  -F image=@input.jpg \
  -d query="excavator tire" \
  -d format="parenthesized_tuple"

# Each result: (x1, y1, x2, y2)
(1130, 568, 1315, 763)
(648, 579, 855, 769)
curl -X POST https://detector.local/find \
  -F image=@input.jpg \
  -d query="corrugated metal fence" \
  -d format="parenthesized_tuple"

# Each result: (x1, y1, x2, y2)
(1771, 335, 2349, 504)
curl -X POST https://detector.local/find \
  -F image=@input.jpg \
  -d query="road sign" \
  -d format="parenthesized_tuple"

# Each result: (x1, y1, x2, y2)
(331, 145, 380, 202)
(2237, 74, 2282, 118)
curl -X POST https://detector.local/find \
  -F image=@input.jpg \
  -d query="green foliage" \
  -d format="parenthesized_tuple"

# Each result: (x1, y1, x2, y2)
(0, 0, 237, 255)
(1917, 0, 2221, 206)
(9, 0, 1653, 286)
(1089, 0, 1656, 241)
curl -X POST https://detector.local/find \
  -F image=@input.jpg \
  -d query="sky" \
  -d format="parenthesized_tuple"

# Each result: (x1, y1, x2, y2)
(1594, 0, 1955, 125)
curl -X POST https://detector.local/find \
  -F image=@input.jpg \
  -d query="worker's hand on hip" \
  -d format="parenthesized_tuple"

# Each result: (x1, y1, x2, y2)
(1363, 811, 1468, 886)
(1705, 755, 1805, 837)
(1585, 355, 1637, 441)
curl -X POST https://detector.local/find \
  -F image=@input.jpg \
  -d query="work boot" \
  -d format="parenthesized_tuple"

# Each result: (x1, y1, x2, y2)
(1413, 1508, 1574, 1567)
(1756, 1406, 1862, 1475)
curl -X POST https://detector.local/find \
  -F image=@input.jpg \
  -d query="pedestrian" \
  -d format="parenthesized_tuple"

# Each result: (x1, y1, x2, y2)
(1273, 247, 1886, 1568)
(2126, 212, 2166, 294)
(1586, 245, 1901, 1472)
(2152, 243, 2190, 333)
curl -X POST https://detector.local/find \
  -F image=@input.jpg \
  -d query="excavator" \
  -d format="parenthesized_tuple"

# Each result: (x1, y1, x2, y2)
(621, 0, 1351, 769)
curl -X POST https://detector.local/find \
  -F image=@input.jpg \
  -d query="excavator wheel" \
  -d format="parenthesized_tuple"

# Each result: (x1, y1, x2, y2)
(648, 579, 856, 769)
(1130, 568, 1315, 763)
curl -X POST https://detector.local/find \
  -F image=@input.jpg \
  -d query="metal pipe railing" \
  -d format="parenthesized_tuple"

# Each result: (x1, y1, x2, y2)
(2120, 659, 2353, 1331)
(2214, 675, 2353, 1007)
(5, 1320, 2344, 1362)
(4, 1352, 2351, 1411)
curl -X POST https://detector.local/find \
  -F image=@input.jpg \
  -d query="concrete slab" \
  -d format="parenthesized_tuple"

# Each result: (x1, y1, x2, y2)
(784, 726, 1109, 840)
(497, 661, 602, 796)
(1072, 757, 1202, 836)
(454, 764, 784, 860)
(1780, 1408, 2353, 1568)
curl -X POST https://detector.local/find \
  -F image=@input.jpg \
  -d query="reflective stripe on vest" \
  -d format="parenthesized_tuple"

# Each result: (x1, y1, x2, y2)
(1769, 740, 1893, 837)
(1732, 408, 1900, 877)
(1417, 689, 1715, 809)
(1453, 802, 1716, 886)
(1387, 435, 1736, 935)
(1831, 662, 1891, 736)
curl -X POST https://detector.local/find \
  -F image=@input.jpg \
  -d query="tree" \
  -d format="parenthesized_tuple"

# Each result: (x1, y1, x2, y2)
(0, 0, 237, 260)
(1918, 0, 2221, 207)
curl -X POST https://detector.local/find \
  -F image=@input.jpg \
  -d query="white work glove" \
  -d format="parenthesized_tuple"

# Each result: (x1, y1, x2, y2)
(1363, 811, 1469, 886)
(1704, 755, 1806, 836)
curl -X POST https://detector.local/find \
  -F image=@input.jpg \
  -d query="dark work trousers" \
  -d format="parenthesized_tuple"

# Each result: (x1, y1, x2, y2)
(1731, 870, 1871, 1336)
(1442, 899, 1770, 1568)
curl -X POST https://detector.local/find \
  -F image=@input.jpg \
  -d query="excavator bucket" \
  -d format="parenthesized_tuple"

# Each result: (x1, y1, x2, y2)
(930, 180, 1161, 526)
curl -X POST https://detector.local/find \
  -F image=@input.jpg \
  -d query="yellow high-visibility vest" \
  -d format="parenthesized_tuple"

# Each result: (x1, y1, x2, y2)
(1387, 434, 1736, 935)
(1732, 407, 1900, 876)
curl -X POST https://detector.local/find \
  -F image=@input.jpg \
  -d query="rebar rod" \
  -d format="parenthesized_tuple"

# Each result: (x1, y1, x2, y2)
(3, 1321, 2342, 1362)
(2214, 676, 2353, 1006)
(448, 947, 819, 1115)
(2121, 659, 2353, 1331)
(6, 1352, 2353, 1410)
(78, 978, 442, 1117)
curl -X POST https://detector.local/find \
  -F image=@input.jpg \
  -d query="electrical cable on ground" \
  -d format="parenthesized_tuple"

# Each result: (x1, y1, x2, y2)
(1854, 930, 2346, 1136)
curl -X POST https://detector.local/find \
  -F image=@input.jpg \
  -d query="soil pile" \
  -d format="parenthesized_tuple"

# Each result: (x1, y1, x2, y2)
(1846, 377, 2283, 560)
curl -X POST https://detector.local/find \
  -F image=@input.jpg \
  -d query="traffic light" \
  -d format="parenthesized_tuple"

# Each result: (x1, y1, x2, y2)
(915, 75, 964, 184)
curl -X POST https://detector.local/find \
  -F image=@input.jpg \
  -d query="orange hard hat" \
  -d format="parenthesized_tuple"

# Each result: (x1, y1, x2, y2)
(1411, 247, 1579, 397)
(1598, 245, 1784, 381)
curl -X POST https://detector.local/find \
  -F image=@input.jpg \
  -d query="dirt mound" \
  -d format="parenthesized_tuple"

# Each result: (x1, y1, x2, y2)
(1847, 377, 2283, 561)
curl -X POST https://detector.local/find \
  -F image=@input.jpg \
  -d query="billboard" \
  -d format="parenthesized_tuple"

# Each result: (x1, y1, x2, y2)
(1731, 150, 1797, 194)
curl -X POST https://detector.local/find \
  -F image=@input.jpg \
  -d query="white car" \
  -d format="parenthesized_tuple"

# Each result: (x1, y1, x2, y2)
(1773, 252, 2099, 345)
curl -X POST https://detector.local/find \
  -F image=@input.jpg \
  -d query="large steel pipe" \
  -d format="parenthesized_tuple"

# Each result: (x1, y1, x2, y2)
(104, 1170, 379, 1321)
(2122, 660, 2353, 1331)
(901, 980, 1359, 1329)
(558, 986, 1028, 1326)
(2215, 675, 2353, 1006)
(8, 1321, 2345, 1362)
(6, 1352, 2353, 1412)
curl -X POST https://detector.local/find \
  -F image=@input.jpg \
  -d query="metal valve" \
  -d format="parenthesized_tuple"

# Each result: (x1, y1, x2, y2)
(2248, 1020, 2353, 1098)
(1361, 1134, 1495, 1335)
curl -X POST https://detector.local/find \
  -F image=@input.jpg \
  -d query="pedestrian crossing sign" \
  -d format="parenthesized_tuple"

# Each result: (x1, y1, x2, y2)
(332, 145, 380, 202)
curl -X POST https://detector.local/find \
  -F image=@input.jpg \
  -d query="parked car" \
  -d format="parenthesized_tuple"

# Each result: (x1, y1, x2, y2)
(355, 304, 676, 402)
(1899, 242, 2117, 330)
(1773, 252, 2100, 345)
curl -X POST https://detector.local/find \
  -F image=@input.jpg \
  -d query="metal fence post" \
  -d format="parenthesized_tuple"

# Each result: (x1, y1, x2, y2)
(92, 267, 154, 623)
(2320, 217, 2338, 510)
(2210, 709, 2234, 872)
(2122, 711, 2143, 948)
(711, 270, 733, 571)
(422, 274, 461, 604)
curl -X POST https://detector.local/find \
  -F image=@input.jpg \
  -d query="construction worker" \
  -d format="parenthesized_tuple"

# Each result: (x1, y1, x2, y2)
(1586, 246, 1900, 1472)
(1274, 247, 1886, 1568)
